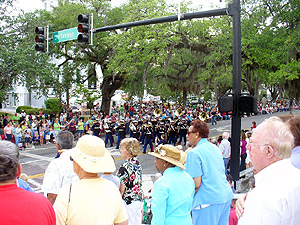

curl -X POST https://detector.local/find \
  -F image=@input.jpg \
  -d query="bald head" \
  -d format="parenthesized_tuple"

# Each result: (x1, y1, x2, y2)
(249, 117, 294, 172)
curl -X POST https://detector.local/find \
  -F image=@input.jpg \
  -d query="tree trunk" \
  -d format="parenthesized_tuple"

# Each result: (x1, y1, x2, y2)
(182, 89, 187, 109)
(100, 74, 125, 115)
(66, 86, 70, 109)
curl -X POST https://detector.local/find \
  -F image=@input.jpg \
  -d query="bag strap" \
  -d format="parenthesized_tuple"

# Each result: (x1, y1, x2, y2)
(66, 183, 72, 223)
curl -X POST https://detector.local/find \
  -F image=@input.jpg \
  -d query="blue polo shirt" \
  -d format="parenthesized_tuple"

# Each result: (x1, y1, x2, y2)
(151, 166, 195, 225)
(185, 138, 233, 208)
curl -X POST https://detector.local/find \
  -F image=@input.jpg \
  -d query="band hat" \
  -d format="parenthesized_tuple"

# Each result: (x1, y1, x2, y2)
(148, 144, 185, 169)
(70, 135, 116, 173)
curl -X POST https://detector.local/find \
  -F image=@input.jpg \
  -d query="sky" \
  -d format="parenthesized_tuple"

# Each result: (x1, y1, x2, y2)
(14, 0, 227, 13)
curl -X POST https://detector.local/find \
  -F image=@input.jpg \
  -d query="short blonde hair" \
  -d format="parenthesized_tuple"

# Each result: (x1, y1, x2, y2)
(120, 138, 140, 157)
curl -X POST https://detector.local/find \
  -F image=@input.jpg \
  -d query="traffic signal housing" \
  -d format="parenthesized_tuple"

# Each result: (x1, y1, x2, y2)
(35, 26, 48, 52)
(238, 95, 257, 114)
(218, 93, 257, 114)
(78, 13, 93, 44)
(35, 27, 45, 51)
(218, 95, 234, 113)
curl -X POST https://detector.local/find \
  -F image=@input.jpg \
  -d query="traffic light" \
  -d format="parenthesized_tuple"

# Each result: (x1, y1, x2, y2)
(218, 93, 257, 114)
(78, 13, 93, 44)
(35, 27, 45, 51)
(218, 95, 234, 113)
(35, 26, 49, 52)
(239, 95, 257, 113)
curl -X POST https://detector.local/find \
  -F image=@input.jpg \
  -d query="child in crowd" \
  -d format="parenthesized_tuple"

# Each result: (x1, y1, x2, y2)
(24, 125, 32, 148)
(229, 198, 238, 225)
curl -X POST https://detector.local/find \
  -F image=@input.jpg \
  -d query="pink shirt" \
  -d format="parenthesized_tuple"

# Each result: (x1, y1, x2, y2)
(4, 126, 13, 135)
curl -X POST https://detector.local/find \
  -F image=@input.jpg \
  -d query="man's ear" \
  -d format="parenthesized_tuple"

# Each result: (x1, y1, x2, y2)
(56, 143, 61, 150)
(266, 145, 275, 159)
(16, 163, 22, 178)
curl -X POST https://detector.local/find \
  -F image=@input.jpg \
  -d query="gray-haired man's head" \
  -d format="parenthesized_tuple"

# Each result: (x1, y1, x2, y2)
(0, 141, 19, 182)
(56, 131, 74, 150)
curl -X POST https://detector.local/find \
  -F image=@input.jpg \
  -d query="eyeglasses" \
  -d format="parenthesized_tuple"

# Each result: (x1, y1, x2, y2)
(70, 156, 73, 161)
(187, 131, 197, 135)
(249, 139, 273, 151)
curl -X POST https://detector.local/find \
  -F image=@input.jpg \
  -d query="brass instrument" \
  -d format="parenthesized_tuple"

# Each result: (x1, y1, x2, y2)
(200, 111, 207, 122)
(175, 108, 183, 117)
(153, 108, 162, 117)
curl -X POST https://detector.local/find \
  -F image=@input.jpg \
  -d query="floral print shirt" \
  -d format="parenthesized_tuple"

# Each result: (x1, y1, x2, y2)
(118, 157, 144, 204)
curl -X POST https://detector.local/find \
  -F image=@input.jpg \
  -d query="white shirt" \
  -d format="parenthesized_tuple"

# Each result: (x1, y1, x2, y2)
(42, 150, 79, 195)
(219, 139, 231, 158)
(238, 159, 300, 225)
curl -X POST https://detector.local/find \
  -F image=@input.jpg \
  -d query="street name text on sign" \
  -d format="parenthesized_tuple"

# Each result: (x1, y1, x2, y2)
(53, 27, 81, 43)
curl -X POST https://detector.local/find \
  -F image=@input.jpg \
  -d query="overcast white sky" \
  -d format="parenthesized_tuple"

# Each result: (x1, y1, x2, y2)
(14, 0, 227, 13)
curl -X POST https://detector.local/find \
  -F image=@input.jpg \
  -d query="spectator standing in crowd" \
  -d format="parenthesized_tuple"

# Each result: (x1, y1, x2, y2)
(185, 120, 233, 225)
(278, 114, 300, 169)
(117, 138, 144, 225)
(0, 141, 56, 224)
(54, 135, 128, 225)
(31, 119, 38, 141)
(42, 131, 79, 205)
(149, 144, 195, 225)
(24, 125, 32, 148)
(68, 118, 77, 135)
(219, 132, 231, 175)
(12, 113, 20, 125)
(229, 198, 238, 225)
(245, 131, 252, 169)
(53, 118, 61, 137)
(240, 131, 247, 171)
(237, 117, 300, 224)
(77, 118, 84, 138)
(251, 121, 256, 129)
(38, 120, 46, 146)
(4, 121, 13, 142)
(14, 123, 23, 147)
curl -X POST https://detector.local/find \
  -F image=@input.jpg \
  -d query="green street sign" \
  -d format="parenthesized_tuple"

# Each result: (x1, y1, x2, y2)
(53, 27, 81, 43)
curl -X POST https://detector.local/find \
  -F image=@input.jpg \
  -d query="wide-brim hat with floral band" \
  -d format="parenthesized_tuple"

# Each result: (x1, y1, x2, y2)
(70, 135, 116, 173)
(148, 144, 185, 169)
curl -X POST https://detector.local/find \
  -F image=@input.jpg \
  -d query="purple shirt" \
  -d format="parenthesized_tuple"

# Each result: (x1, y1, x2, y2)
(291, 146, 300, 170)
(241, 140, 247, 154)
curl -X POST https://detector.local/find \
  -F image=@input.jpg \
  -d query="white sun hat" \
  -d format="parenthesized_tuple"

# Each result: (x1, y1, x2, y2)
(70, 135, 116, 173)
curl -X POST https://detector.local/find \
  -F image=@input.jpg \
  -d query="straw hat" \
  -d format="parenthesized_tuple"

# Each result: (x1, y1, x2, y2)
(149, 144, 185, 169)
(70, 135, 116, 173)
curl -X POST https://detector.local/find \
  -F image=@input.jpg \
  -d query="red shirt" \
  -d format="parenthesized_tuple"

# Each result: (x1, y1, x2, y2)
(229, 208, 238, 225)
(0, 184, 55, 225)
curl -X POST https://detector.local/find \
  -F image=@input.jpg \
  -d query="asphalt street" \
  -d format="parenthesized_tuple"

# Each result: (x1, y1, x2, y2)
(20, 110, 300, 193)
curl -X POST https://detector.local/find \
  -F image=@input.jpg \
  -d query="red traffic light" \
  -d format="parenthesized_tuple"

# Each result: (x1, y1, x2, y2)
(78, 24, 89, 33)
(35, 35, 45, 43)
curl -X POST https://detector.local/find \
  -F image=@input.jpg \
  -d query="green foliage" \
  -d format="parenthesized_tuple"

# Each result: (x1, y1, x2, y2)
(16, 106, 33, 113)
(1, 0, 299, 109)
(204, 91, 212, 102)
(71, 83, 101, 109)
(45, 98, 61, 112)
